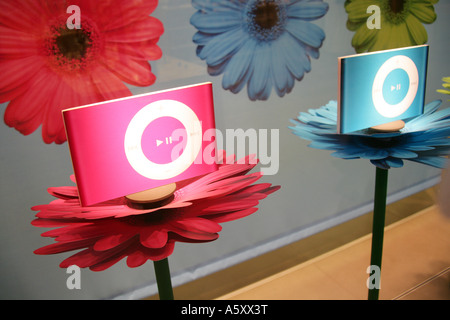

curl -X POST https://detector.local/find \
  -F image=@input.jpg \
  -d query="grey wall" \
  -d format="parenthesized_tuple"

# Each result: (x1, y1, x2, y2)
(1, 0, 448, 299)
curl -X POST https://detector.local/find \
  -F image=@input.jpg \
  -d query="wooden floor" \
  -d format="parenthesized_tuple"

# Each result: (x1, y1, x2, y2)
(146, 187, 449, 300)
(217, 206, 450, 300)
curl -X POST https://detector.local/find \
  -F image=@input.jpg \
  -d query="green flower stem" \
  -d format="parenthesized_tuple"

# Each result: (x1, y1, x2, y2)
(153, 258, 174, 300)
(368, 167, 389, 300)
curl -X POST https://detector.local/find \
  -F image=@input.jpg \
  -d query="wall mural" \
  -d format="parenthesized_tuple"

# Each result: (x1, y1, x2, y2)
(0, 0, 163, 144)
(190, 0, 329, 101)
(0, 0, 447, 299)
(345, 0, 439, 53)
(1, 1, 441, 142)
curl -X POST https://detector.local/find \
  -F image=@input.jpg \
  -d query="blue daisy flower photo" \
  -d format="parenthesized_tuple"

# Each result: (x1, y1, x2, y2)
(190, 0, 329, 101)
(289, 100, 450, 169)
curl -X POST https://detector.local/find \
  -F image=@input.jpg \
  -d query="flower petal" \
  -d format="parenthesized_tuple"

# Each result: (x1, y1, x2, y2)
(410, 156, 448, 169)
(0, 57, 45, 100)
(287, 1, 329, 20)
(0, 0, 52, 32)
(285, 19, 325, 48)
(282, 36, 310, 80)
(126, 242, 175, 268)
(208, 207, 258, 223)
(94, 233, 135, 251)
(198, 28, 247, 66)
(389, 149, 418, 159)
(102, 58, 156, 87)
(405, 14, 428, 44)
(247, 43, 272, 100)
(192, 0, 243, 12)
(385, 157, 404, 168)
(270, 38, 292, 96)
(409, 1, 437, 24)
(169, 218, 222, 241)
(104, 16, 163, 43)
(0, 27, 40, 58)
(190, 10, 242, 33)
(222, 39, 256, 91)
(351, 27, 378, 53)
(140, 229, 169, 249)
(34, 239, 94, 255)
(90, 64, 132, 101)
(345, 0, 372, 23)
(3, 68, 59, 136)
(95, 0, 159, 31)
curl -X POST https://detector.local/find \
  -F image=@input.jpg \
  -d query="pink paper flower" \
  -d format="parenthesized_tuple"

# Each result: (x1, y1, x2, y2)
(32, 152, 280, 271)
(0, 0, 163, 144)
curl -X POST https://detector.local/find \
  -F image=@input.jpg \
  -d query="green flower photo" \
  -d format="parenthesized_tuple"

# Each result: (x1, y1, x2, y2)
(437, 77, 450, 100)
(345, 0, 439, 53)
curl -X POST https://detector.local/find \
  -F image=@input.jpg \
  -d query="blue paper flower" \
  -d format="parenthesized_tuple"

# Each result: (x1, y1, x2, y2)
(190, 0, 328, 101)
(289, 100, 450, 169)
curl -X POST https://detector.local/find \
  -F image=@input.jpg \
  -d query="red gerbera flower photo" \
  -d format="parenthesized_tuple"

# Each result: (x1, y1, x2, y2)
(0, 0, 164, 144)
(32, 152, 280, 271)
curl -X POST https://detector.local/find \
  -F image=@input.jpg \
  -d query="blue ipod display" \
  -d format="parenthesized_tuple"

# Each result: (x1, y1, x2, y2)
(338, 45, 428, 134)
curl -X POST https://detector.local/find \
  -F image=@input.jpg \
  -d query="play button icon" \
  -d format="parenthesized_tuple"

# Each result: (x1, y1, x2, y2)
(141, 116, 186, 165)
(372, 55, 419, 118)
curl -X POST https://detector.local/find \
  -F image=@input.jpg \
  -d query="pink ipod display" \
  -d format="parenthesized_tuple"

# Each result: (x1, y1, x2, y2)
(63, 82, 218, 206)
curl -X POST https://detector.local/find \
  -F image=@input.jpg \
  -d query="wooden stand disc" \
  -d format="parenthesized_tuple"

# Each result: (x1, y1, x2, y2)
(126, 183, 176, 204)
(370, 120, 405, 132)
